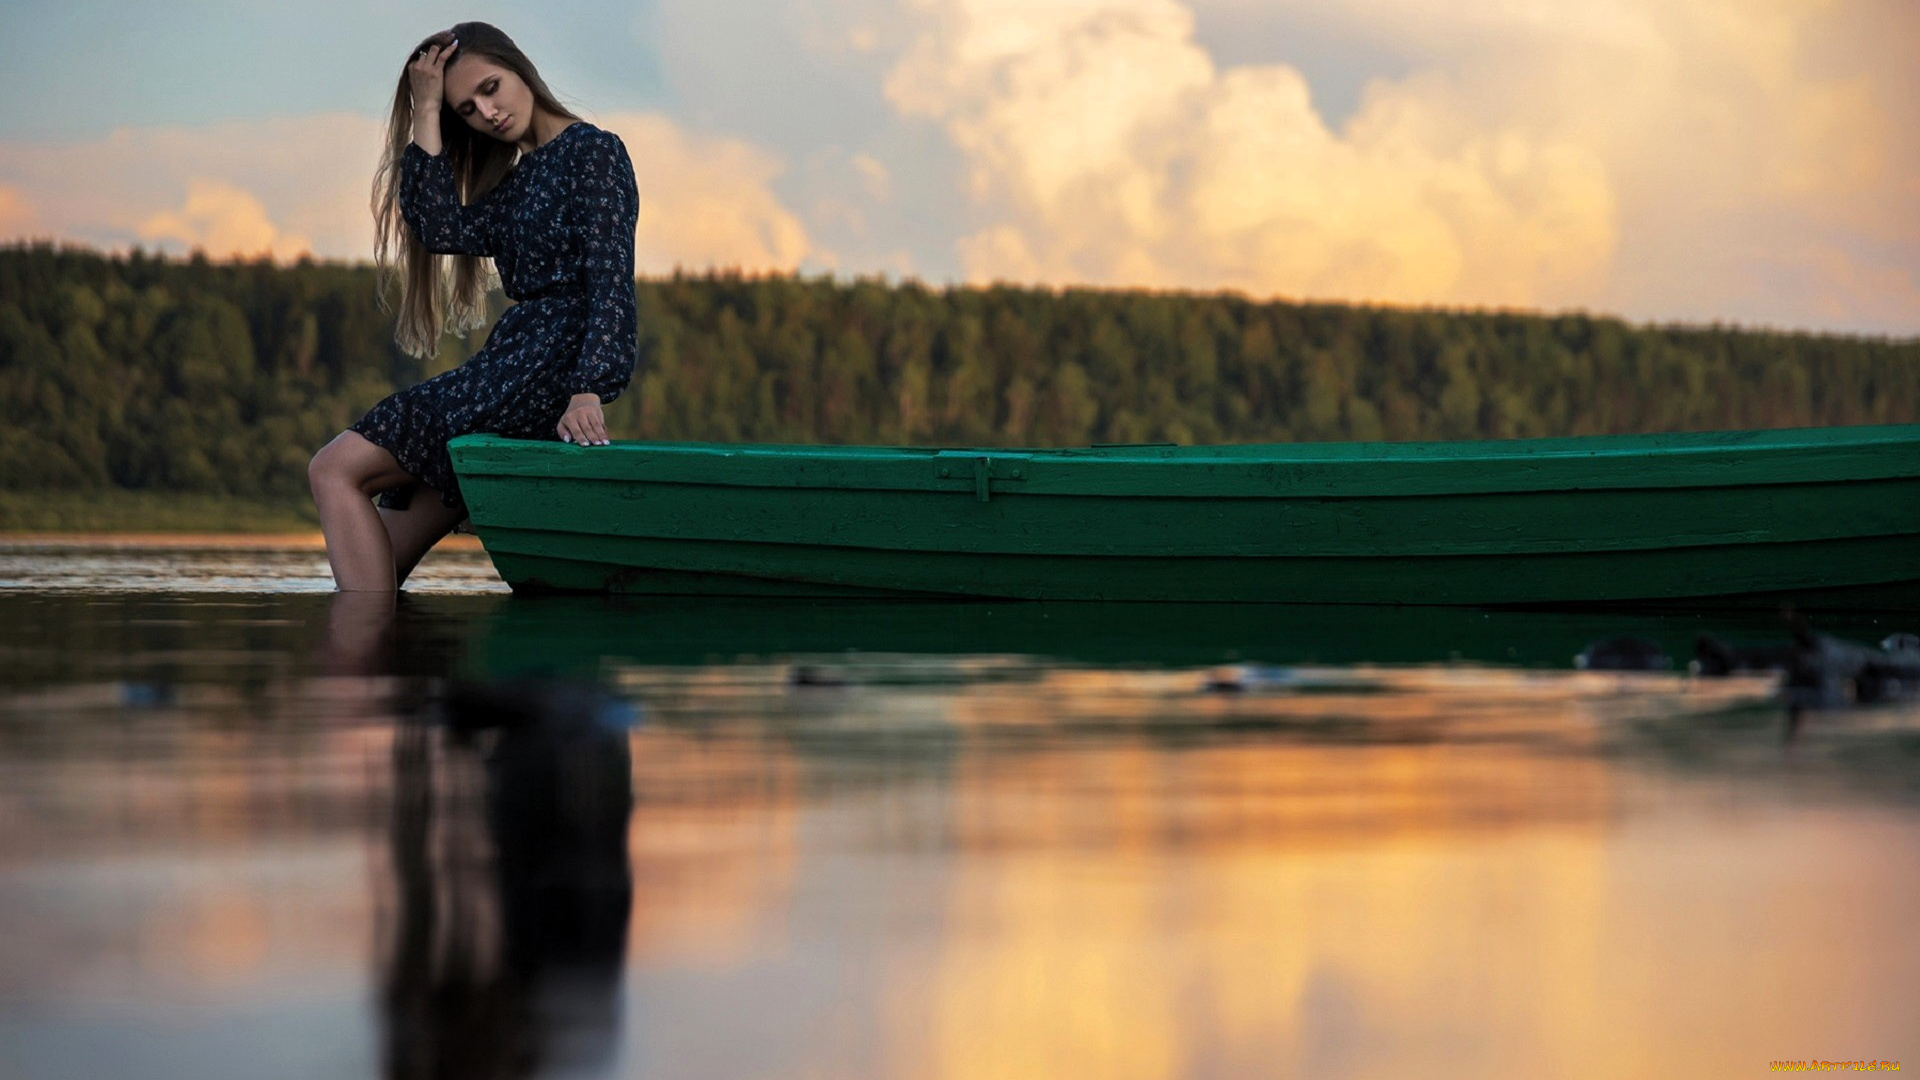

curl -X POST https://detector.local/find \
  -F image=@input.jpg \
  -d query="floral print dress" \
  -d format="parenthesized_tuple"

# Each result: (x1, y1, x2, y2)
(350, 120, 639, 510)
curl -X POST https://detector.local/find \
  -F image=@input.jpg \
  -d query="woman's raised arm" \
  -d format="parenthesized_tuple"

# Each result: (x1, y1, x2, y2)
(398, 144, 496, 256)
(398, 42, 495, 256)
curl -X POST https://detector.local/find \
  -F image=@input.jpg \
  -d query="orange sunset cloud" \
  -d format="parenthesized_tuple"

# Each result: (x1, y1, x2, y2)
(878, 0, 1914, 327)
(0, 111, 814, 275)
(0, 0, 1911, 333)
(137, 178, 314, 262)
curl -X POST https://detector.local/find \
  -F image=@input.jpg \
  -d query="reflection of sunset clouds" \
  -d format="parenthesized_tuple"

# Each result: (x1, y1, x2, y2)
(613, 659, 1917, 1078)
(626, 726, 803, 966)
(906, 721, 1623, 1079)
(5, 602, 1918, 1079)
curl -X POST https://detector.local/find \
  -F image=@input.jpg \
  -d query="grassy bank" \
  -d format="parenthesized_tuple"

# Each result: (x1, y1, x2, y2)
(0, 490, 319, 534)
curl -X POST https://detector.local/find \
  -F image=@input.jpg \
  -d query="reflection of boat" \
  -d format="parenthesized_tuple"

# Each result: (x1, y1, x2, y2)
(448, 424, 1920, 609)
(450, 595, 1907, 678)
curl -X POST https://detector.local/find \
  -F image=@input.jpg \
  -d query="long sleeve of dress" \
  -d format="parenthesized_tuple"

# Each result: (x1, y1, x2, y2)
(399, 142, 496, 256)
(563, 130, 639, 401)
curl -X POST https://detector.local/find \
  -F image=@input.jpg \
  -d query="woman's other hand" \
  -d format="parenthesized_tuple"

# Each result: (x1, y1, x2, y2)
(408, 35, 456, 115)
(558, 393, 610, 445)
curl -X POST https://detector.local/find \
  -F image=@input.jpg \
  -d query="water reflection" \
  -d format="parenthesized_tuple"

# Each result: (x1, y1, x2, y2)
(0, 548, 1917, 1078)
(382, 680, 635, 1080)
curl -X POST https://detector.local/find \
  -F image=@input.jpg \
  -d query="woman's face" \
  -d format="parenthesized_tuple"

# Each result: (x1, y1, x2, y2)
(442, 55, 535, 144)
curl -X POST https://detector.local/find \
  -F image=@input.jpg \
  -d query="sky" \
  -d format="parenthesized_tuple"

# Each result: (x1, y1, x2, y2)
(0, 0, 1914, 336)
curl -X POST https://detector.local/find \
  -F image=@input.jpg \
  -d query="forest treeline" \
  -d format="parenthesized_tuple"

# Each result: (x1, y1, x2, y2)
(1, 241, 1915, 505)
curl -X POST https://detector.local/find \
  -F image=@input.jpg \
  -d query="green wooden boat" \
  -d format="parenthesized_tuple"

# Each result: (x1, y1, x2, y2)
(448, 424, 1920, 610)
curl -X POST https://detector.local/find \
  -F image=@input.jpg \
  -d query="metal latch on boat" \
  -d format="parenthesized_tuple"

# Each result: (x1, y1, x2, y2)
(933, 452, 1030, 502)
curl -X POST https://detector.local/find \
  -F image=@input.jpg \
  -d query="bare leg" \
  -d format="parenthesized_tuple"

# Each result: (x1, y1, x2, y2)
(381, 496, 470, 589)
(309, 431, 419, 592)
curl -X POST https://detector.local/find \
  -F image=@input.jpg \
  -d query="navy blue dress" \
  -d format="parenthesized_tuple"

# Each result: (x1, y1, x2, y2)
(351, 120, 639, 510)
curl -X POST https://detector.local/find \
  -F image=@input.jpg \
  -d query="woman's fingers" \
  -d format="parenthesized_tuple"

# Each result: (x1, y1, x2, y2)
(567, 419, 607, 445)
(409, 45, 448, 107)
(558, 407, 611, 446)
(410, 41, 454, 81)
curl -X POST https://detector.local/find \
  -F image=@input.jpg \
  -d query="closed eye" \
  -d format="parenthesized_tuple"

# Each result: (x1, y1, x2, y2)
(458, 80, 500, 115)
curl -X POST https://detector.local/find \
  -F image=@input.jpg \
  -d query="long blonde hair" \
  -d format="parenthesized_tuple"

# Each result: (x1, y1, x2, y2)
(371, 22, 582, 360)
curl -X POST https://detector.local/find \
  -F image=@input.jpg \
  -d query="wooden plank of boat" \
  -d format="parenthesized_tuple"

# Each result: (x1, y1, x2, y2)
(447, 423, 1920, 609)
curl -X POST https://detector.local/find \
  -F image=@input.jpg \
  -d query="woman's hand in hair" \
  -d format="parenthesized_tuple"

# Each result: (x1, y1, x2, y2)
(558, 393, 611, 446)
(407, 36, 457, 115)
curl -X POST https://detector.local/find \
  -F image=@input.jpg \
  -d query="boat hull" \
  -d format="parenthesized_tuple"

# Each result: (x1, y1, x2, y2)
(449, 425, 1920, 609)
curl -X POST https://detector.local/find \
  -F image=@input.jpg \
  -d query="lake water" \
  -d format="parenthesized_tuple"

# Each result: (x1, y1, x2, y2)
(1, 539, 1915, 1079)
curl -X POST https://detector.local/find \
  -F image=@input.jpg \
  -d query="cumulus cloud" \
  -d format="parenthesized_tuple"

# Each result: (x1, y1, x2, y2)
(0, 110, 816, 274)
(3, 0, 1912, 333)
(0, 185, 38, 236)
(136, 177, 314, 261)
(875, 0, 1918, 332)
(883, 0, 1617, 309)
(852, 153, 893, 202)
(594, 111, 814, 273)
(0, 113, 389, 262)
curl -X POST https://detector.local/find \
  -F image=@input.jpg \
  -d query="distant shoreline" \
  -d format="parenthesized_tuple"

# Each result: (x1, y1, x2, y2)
(0, 490, 319, 535)
(0, 491, 488, 550)
(0, 532, 484, 550)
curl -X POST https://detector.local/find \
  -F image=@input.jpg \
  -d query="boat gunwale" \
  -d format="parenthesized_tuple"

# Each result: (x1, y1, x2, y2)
(450, 424, 1920, 498)
(454, 422, 1920, 465)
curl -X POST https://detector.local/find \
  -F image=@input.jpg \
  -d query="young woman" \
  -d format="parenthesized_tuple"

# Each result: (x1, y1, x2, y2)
(309, 22, 639, 592)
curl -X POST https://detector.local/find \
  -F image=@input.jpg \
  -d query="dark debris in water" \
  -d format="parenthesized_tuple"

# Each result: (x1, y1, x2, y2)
(1572, 615, 1920, 798)
(1691, 625, 1920, 710)
(1576, 613, 1920, 711)
(1574, 636, 1673, 672)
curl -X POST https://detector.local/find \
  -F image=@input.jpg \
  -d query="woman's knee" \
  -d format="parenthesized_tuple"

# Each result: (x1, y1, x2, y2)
(310, 431, 400, 496)
(309, 434, 354, 491)
(309, 439, 342, 492)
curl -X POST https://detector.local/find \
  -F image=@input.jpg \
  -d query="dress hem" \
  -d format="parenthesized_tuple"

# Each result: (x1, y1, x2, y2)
(347, 417, 466, 512)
